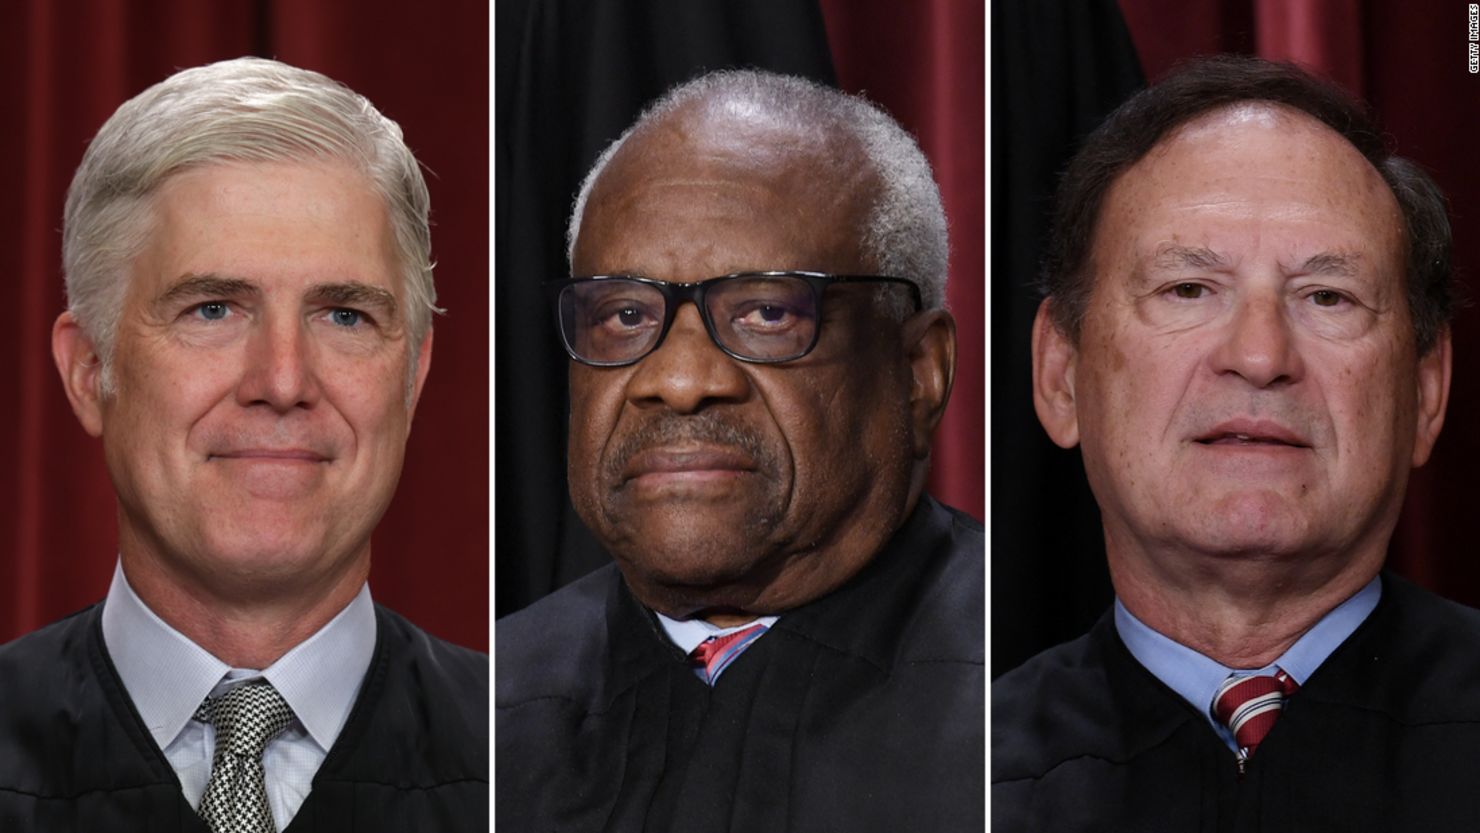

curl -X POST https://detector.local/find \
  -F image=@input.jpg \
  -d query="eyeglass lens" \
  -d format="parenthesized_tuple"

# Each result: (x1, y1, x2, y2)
(558, 275, 820, 364)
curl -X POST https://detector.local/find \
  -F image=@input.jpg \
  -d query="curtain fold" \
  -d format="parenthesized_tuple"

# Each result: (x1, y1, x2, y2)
(819, 0, 986, 522)
(990, 0, 1143, 676)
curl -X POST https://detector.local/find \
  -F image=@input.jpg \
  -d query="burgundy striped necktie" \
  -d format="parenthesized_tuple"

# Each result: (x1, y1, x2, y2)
(689, 623, 768, 685)
(1212, 668, 1299, 768)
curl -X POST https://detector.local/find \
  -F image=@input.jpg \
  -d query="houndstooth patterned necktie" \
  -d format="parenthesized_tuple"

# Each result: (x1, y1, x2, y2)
(194, 682, 296, 833)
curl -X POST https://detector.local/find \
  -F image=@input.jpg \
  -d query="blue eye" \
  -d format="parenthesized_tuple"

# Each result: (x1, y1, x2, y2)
(196, 302, 230, 321)
(330, 308, 362, 327)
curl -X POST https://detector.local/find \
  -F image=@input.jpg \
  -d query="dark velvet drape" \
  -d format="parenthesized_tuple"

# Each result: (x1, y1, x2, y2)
(993, 0, 1480, 675)
(1, 0, 488, 650)
(495, 0, 985, 617)
(990, 0, 1142, 677)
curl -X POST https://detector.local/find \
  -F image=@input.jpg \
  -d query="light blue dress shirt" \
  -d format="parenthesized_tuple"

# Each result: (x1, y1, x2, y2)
(100, 562, 376, 829)
(655, 612, 779, 682)
(1113, 575, 1381, 753)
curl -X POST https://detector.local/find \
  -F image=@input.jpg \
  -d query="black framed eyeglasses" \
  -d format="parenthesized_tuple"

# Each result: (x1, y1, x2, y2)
(549, 271, 922, 367)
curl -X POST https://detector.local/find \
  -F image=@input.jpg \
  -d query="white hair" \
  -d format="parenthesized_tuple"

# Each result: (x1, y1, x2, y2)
(566, 70, 949, 313)
(63, 56, 439, 388)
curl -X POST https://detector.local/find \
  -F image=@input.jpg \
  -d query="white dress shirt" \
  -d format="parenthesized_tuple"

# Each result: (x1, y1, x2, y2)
(654, 612, 779, 654)
(100, 562, 376, 829)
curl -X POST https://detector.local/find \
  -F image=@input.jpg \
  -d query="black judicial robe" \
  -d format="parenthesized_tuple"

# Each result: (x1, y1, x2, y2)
(993, 573, 1480, 832)
(495, 496, 985, 833)
(0, 604, 488, 832)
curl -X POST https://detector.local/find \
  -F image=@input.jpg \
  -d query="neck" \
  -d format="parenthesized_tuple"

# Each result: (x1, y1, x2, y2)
(1108, 535, 1383, 669)
(120, 548, 369, 669)
(701, 611, 762, 628)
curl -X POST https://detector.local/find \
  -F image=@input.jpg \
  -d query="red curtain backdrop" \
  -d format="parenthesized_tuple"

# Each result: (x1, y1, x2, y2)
(819, 0, 987, 521)
(1, 0, 488, 649)
(1116, 0, 1480, 604)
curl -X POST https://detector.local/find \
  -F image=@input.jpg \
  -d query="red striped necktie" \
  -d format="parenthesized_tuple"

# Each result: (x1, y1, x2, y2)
(689, 623, 768, 686)
(1212, 668, 1299, 768)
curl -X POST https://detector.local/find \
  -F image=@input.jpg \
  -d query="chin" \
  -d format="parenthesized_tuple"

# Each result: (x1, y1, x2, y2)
(192, 540, 325, 580)
(1180, 492, 1318, 557)
(627, 540, 767, 584)
(187, 519, 347, 580)
(612, 533, 781, 608)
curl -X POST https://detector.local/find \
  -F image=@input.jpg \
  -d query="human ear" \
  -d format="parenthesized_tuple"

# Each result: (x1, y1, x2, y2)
(52, 311, 105, 438)
(902, 309, 956, 459)
(405, 326, 435, 425)
(1031, 299, 1081, 449)
(1411, 326, 1451, 467)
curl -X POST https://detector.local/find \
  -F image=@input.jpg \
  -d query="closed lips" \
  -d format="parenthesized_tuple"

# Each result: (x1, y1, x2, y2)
(621, 447, 756, 480)
(209, 448, 331, 461)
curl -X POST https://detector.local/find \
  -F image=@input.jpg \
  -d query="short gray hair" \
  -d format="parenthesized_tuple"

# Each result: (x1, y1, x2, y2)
(567, 70, 949, 313)
(63, 56, 439, 382)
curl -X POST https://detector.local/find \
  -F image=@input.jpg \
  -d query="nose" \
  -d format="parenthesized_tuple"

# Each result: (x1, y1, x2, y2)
(1209, 291, 1304, 388)
(624, 303, 749, 413)
(236, 313, 322, 411)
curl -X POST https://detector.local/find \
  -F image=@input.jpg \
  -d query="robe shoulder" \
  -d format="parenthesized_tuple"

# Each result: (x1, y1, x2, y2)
(897, 501, 984, 665)
(371, 604, 488, 724)
(341, 604, 489, 784)
(299, 605, 488, 831)
(991, 615, 1178, 786)
(992, 573, 1480, 833)
(495, 563, 620, 713)
(1368, 574, 1480, 716)
(0, 604, 172, 799)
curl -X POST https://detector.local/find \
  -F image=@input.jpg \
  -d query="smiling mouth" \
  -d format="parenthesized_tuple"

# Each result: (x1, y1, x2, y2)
(209, 449, 331, 463)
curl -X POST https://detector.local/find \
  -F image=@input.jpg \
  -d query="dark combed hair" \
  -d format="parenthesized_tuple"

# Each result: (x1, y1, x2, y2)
(1040, 54, 1453, 354)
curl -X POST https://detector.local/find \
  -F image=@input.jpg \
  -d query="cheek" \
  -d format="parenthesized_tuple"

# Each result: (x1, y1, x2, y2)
(321, 357, 416, 445)
(1316, 345, 1414, 465)
(1079, 328, 1198, 455)
(566, 367, 627, 479)
(114, 348, 233, 437)
(767, 365, 905, 490)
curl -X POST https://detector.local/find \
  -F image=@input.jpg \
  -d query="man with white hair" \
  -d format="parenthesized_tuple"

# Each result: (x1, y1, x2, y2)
(496, 70, 984, 832)
(0, 58, 486, 831)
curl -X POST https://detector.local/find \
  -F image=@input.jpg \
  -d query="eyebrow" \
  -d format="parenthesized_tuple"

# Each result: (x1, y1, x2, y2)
(305, 281, 400, 320)
(157, 273, 259, 305)
(1149, 245, 1230, 272)
(1297, 251, 1363, 278)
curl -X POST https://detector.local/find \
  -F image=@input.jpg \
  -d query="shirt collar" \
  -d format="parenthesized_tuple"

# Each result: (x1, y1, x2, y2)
(654, 612, 779, 655)
(260, 582, 376, 750)
(1114, 574, 1381, 721)
(101, 561, 377, 753)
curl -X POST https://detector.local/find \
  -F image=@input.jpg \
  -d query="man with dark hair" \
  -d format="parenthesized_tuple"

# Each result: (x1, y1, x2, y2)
(993, 55, 1477, 829)
(496, 70, 984, 832)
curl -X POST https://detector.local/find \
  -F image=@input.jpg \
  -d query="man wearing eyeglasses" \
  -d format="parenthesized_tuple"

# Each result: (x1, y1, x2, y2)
(496, 70, 984, 832)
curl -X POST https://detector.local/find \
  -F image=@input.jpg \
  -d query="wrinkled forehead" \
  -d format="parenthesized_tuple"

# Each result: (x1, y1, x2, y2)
(1095, 102, 1405, 272)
